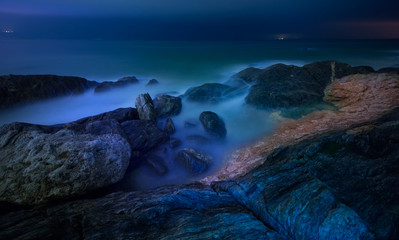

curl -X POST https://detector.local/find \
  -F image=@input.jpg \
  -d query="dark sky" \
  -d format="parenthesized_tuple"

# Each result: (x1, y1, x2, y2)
(1, 0, 399, 40)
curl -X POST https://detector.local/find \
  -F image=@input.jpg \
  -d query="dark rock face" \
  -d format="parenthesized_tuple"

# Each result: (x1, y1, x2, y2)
(214, 109, 399, 240)
(74, 107, 139, 124)
(153, 95, 182, 118)
(135, 93, 157, 121)
(242, 61, 376, 109)
(186, 135, 211, 145)
(146, 79, 159, 85)
(199, 111, 227, 139)
(175, 148, 212, 174)
(0, 74, 97, 109)
(377, 67, 399, 74)
(183, 83, 240, 103)
(0, 185, 280, 240)
(163, 117, 176, 135)
(94, 76, 138, 93)
(169, 138, 182, 149)
(121, 120, 169, 152)
(0, 119, 131, 205)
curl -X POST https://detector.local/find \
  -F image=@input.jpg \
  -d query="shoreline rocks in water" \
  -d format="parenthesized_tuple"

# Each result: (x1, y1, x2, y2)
(1, 62, 399, 239)
(199, 111, 227, 139)
(0, 74, 98, 109)
(94, 76, 138, 93)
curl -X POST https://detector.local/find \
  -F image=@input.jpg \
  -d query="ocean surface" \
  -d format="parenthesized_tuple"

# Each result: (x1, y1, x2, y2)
(1, 39, 398, 189)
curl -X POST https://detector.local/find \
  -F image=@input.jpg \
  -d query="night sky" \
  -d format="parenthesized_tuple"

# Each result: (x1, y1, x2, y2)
(1, 0, 399, 40)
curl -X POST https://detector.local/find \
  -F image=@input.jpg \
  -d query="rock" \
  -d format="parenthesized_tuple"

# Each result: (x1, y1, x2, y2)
(0, 119, 131, 205)
(175, 148, 212, 174)
(121, 120, 169, 152)
(243, 61, 376, 109)
(245, 64, 322, 108)
(153, 95, 182, 118)
(377, 67, 399, 74)
(0, 185, 278, 240)
(183, 83, 240, 103)
(94, 76, 138, 93)
(163, 118, 176, 135)
(146, 79, 159, 85)
(169, 138, 182, 149)
(199, 111, 227, 139)
(0, 74, 98, 109)
(135, 93, 157, 121)
(186, 135, 211, 145)
(74, 107, 139, 124)
(145, 155, 168, 175)
(184, 120, 197, 129)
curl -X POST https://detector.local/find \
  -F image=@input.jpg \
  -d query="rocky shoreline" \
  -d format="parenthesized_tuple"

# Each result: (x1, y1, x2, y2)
(0, 61, 399, 239)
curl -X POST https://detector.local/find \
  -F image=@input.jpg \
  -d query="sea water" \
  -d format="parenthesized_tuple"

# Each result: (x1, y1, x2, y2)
(0, 39, 398, 189)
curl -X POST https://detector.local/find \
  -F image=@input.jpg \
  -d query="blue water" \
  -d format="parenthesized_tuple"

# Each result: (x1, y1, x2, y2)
(1, 39, 398, 189)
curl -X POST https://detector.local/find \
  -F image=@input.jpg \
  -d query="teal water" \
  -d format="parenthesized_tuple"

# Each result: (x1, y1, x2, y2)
(0, 39, 398, 189)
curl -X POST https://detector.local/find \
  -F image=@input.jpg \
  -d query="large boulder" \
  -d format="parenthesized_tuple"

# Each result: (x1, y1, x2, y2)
(183, 83, 240, 103)
(94, 76, 138, 93)
(74, 107, 139, 124)
(0, 74, 98, 109)
(199, 111, 227, 139)
(242, 61, 376, 109)
(153, 95, 182, 118)
(175, 148, 212, 174)
(0, 119, 131, 205)
(135, 93, 157, 121)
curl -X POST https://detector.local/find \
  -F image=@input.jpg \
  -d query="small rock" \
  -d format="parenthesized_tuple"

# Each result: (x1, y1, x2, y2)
(135, 93, 157, 121)
(184, 121, 197, 129)
(183, 83, 240, 103)
(186, 135, 211, 145)
(175, 148, 212, 174)
(199, 111, 227, 139)
(169, 138, 182, 149)
(153, 95, 182, 118)
(164, 118, 176, 135)
(94, 76, 138, 93)
(146, 155, 168, 175)
(146, 79, 159, 85)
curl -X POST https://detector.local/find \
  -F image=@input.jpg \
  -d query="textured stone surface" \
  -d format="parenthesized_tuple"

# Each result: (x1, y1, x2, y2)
(183, 83, 241, 103)
(74, 107, 139, 124)
(163, 117, 176, 135)
(0, 185, 280, 240)
(153, 94, 182, 118)
(175, 148, 212, 174)
(135, 93, 157, 121)
(199, 111, 227, 139)
(202, 73, 399, 184)
(94, 76, 138, 93)
(0, 119, 131, 205)
(0, 74, 97, 109)
(241, 61, 376, 109)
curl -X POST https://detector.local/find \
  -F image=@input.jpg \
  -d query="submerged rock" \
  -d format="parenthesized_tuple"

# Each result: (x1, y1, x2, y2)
(175, 148, 212, 174)
(199, 111, 227, 139)
(0, 74, 98, 109)
(169, 138, 182, 149)
(135, 93, 157, 121)
(145, 155, 168, 175)
(94, 76, 138, 93)
(146, 79, 159, 85)
(153, 94, 182, 118)
(183, 83, 240, 103)
(0, 119, 131, 205)
(163, 118, 176, 135)
(186, 135, 211, 145)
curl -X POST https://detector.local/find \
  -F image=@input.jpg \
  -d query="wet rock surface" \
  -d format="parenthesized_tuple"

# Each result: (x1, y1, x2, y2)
(175, 148, 212, 174)
(153, 94, 182, 118)
(0, 74, 98, 109)
(199, 111, 227, 139)
(0, 119, 131, 205)
(94, 76, 138, 93)
(183, 83, 241, 103)
(135, 93, 157, 121)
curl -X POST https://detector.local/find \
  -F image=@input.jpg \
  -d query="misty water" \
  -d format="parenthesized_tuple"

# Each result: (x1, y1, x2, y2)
(1, 39, 398, 189)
